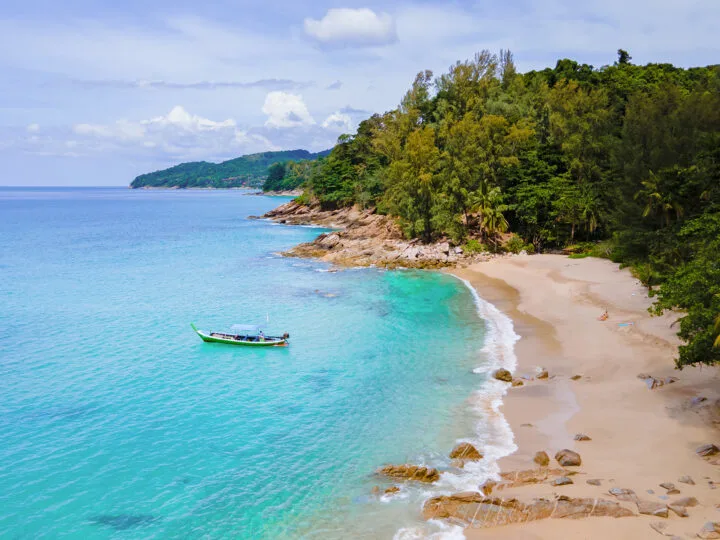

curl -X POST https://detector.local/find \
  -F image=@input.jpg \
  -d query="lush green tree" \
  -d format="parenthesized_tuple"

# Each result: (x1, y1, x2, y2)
(385, 126, 441, 241)
(262, 162, 287, 191)
(652, 213, 720, 367)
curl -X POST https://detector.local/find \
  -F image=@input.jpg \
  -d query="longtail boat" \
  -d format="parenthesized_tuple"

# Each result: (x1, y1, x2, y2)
(191, 323, 289, 347)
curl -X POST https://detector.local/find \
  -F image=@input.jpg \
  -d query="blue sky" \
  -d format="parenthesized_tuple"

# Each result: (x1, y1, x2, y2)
(1, 0, 718, 186)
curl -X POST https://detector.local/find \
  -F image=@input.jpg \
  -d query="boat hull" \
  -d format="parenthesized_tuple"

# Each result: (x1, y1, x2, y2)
(191, 324, 287, 347)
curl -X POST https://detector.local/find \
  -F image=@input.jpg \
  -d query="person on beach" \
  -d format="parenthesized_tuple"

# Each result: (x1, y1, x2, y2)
(598, 309, 608, 321)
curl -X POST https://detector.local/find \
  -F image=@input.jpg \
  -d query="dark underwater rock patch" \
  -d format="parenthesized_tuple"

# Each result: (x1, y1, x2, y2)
(88, 514, 159, 530)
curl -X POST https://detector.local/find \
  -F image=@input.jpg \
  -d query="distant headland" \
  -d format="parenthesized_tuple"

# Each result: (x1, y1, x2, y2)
(129, 149, 330, 189)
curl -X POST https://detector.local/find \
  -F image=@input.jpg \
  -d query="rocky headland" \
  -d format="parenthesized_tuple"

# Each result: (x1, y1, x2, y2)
(259, 200, 495, 268)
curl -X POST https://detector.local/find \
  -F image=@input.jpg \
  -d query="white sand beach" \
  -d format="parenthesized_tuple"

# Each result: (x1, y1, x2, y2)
(450, 254, 720, 539)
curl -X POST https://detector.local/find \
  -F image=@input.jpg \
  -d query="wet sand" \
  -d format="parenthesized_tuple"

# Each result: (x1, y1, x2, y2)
(449, 254, 720, 539)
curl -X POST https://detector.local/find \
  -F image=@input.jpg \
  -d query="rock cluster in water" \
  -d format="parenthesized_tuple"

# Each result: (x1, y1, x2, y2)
(376, 464, 440, 483)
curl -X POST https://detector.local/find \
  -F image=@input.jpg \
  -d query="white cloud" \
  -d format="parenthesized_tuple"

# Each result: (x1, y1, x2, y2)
(68, 106, 276, 160)
(322, 112, 352, 132)
(262, 92, 315, 128)
(304, 8, 397, 47)
(26, 123, 40, 133)
(142, 105, 236, 132)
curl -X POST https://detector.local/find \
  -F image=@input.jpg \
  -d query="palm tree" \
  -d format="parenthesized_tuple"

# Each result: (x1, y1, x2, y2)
(635, 171, 684, 227)
(470, 185, 508, 249)
(579, 188, 600, 240)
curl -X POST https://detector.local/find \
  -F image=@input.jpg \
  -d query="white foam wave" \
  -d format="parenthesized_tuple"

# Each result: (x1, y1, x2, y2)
(393, 275, 521, 538)
(436, 276, 520, 492)
(394, 521, 466, 540)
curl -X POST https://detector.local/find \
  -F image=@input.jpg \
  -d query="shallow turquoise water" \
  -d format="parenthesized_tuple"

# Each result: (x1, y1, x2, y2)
(0, 188, 490, 539)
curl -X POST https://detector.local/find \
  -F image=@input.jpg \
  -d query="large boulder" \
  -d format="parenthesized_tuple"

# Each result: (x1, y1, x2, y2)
(449, 442, 483, 461)
(698, 523, 720, 540)
(316, 233, 341, 249)
(376, 464, 440, 483)
(493, 369, 513, 382)
(555, 449, 582, 467)
(696, 443, 720, 457)
(552, 476, 573, 486)
(533, 451, 550, 466)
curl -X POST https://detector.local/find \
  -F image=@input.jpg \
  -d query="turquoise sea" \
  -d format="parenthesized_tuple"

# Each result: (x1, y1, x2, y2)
(0, 188, 516, 539)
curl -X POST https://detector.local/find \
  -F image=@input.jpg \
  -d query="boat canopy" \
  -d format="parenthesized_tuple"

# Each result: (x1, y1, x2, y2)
(230, 324, 263, 334)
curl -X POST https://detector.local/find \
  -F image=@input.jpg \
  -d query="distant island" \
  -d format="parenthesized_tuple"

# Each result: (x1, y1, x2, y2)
(129, 149, 330, 189)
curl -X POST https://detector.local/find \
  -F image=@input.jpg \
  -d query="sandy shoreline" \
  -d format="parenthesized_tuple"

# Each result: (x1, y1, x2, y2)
(449, 254, 720, 539)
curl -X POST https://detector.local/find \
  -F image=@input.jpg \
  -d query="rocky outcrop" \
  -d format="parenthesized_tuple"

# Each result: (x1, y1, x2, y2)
(555, 449, 582, 466)
(574, 433, 591, 441)
(422, 493, 634, 527)
(493, 369, 513, 382)
(376, 464, 440, 483)
(260, 200, 497, 268)
(449, 442, 483, 461)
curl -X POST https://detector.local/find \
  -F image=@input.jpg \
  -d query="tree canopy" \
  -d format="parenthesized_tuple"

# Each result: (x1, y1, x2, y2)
(295, 50, 720, 367)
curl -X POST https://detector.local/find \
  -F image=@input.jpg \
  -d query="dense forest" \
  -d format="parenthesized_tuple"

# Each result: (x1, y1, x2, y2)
(130, 149, 329, 188)
(262, 160, 317, 192)
(288, 50, 720, 367)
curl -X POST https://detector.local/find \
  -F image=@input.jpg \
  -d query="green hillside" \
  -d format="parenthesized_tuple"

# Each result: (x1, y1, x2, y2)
(130, 149, 330, 189)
